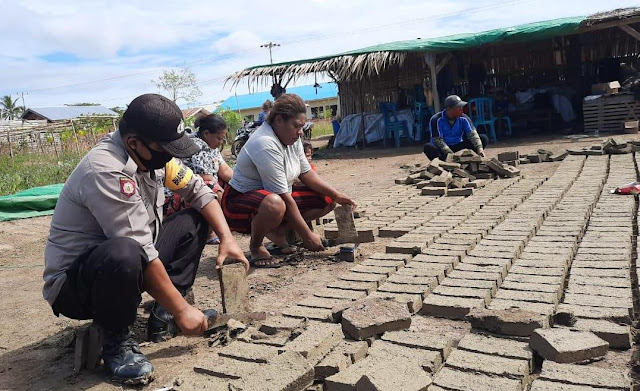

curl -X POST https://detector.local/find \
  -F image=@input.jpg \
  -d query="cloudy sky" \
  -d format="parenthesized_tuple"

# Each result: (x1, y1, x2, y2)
(1, 0, 637, 109)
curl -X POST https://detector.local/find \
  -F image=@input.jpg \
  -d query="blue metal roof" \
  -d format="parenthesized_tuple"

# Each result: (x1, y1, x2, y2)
(23, 105, 118, 121)
(219, 82, 337, 111)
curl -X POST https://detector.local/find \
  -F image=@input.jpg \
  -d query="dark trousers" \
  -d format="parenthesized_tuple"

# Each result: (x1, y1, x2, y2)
(52, 208, 208, 331)
(423, 133, 489, 161)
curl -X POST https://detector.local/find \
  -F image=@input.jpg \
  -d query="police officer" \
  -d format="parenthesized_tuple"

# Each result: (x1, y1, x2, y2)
(423, 95, 489, 160)
(43, 94, 249, 385)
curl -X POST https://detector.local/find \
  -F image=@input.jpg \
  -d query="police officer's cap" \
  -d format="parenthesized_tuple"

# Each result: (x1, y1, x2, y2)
(120, 94, 200, 158)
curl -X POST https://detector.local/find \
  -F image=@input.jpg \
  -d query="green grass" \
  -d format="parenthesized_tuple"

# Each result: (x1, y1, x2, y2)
(311, 120, 335, 138)
(0, 152, 85, 196)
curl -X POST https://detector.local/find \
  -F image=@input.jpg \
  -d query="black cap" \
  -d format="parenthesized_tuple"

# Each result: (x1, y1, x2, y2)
(444, 95, 467, 109)
(120, 94, 200, 158)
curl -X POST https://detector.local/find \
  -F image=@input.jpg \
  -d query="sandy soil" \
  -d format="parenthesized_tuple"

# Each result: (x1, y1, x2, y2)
(0, 133, 637, 390)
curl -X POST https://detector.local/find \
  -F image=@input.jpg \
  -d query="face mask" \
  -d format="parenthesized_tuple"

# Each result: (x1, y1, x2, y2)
(134, 139, 173, 170)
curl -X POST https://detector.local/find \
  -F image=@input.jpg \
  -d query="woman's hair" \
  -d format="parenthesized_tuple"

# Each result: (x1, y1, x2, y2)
(266, 94, 306, 124)
(262, 99, 273, 111)
(302, 142, 313, 154)
(195, 114, 227, 135)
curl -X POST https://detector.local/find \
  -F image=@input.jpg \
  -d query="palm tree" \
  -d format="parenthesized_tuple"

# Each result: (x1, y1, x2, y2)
(1, 95, 23, 120)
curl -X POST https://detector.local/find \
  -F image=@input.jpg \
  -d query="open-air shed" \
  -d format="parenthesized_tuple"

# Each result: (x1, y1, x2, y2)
(228, 8, 640, 145)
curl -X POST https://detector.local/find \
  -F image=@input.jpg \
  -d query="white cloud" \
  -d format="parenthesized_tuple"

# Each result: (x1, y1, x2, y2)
(0, 0, 637, 107)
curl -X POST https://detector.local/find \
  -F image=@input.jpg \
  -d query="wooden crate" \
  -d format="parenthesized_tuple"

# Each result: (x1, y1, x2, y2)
(583, 92, 640, 133)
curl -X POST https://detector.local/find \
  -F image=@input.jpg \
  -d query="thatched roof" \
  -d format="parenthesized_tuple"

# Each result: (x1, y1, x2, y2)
(227, 8, 640, 86)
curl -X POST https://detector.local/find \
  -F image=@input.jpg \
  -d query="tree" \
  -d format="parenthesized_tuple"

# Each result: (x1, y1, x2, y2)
(152, 67, 202, 104)
(1, 95, 22, 120)
(216, 107, 244, 147)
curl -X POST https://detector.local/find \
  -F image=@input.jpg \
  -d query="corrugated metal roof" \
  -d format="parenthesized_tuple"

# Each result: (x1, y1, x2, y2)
(23, 105, 118, 121)
(219, 82, 338, 111)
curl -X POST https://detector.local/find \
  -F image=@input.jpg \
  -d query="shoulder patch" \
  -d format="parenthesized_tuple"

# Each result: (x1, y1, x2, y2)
(119, 177, 136, 197)
(164, 158, 194, 191)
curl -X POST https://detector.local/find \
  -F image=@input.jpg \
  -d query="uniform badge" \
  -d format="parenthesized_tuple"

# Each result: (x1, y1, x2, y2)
(119, 178, 136, 197)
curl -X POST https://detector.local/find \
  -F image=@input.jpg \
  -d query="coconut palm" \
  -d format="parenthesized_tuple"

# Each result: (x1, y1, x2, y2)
(1, 95, 23, 120)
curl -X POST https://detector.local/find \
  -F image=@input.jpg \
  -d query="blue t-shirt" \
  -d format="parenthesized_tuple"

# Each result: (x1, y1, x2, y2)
(429, 110, 475, 145)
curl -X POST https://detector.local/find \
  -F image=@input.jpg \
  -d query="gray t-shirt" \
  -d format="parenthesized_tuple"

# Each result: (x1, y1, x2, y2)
(229, 122, 311, 194)
(43, 130, 216, 305)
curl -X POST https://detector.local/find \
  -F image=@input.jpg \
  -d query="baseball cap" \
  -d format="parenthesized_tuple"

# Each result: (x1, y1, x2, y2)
(444, 95, 467, 109)
(120, 94, 200, 158)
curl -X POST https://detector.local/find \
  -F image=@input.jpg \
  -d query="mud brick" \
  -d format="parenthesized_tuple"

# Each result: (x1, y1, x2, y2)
(457, 332, 533, 366)
(386, 242, 427, 255)
(440, 161, 462, 171)
(488, 299, 555, 316)
(569, 273, 631, 289)
(498, 151, 520, 162)
(452, 168, 475, 179)
(341, 298, 411, 340)
(433, 367, 521, 391)
(494, 289, 559, 305)
(398, 266, 447, 283)
(429, 175, 452, 187)
(378, 282, 432, 297)
(569, 267, 629, 279)
(285, 322, 343, 365)
(528, 154, 543, 163)
(218, 341, 279, 363)
(367, 340, 442, 374)
(556, 303, 631, 323)
(515, 259, 569, 272)
(339, 272, 387, 286)
(459, 155, 483, 163)
(467, 248, 516, 260)
(504, 160, 519, 167)
(357, 228, 377, 243)
(566, 284, 630, 298)
(194, 355, 264, 380)
(432, 285, 492, 304)
(502, 281, 563, 299)
(395, 177, 412, 185)
(563, 293, 632, 309)
(238, 351, 315, 391)
(314, 288, 367, 301)
(462, 256, 510, 273)
(447, 187, 474, 196)
(387, 274, 438, 288)
(369, 252, 412, 262)
(326, 280, 378, 294)
(259, 316, 305, 335)
(549, 151, 569, 161)
(448, 177, 469, 189)
(539, 361, 630, 390)
(440, 277, 497, 295)
(325, 355, 432, 391)
(445, 349, 530, 381)
(455, 263, 506, 279)
(421, 294, 485, 319)
(351, 265, 394, 276)
(361, 259, 404, 270)
(466, 306, 549, 337)
(421, 247, 465, 259)
(504, 274, 563, 285)
(378, 227, 412, 238)
(509, 265, 566, 277)
(530, 328, 609, 363)
(572, 260, 630, 270)
(368, 291, 423, 313)
(282, 305, 333, 322)
(381, 330, 453, 360)
(420, 188, 447, 196)
(420, 170, 436, 179)
(314, 349, 352, 380)
(395, 234, 434, 244)
(474, 172, 496, 179)
(218, 263, 250, 314)
(572, 319, 632, 349)
(447, 269, 501, 283)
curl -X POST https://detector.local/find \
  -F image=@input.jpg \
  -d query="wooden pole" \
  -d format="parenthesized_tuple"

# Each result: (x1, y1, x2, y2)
(425, 53, 441, 113)
(6, 129, 13, 158)
(50, 129, 59, 159)
(70, 120, 81, 153)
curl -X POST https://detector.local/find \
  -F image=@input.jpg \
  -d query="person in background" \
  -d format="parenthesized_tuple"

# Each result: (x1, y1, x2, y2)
(222, 94, 355, 267)
(302, 141, 316, 172)
(164, 114, 233, 244)
(423, 95, 488, 161)
(257, 99, 272, 124)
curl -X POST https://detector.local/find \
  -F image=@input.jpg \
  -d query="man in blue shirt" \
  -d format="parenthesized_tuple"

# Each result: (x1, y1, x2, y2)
(423, 95, 488, 160)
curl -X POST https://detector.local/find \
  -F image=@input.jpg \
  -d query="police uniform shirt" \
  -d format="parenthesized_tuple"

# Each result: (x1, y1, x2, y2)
(43, 129, 216, 305)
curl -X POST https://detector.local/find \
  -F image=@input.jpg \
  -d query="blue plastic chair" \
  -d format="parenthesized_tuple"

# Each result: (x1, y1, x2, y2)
(468, 97, 512, 142)
(413, 102, 433, 142)
(379, 102, 408, 148)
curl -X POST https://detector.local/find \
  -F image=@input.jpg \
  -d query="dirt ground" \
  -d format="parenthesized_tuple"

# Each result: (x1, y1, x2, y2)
(0, 132, 637, 391)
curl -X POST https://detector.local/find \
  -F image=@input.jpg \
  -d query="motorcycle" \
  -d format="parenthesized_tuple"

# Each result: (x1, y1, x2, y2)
(230, 121, 314, 158)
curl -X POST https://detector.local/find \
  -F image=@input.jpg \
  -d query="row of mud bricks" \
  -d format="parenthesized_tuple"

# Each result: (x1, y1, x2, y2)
(179, 155, 634, 390)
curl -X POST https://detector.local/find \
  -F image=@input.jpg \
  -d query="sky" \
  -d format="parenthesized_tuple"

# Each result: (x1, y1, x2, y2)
(1, 0, 638, 109)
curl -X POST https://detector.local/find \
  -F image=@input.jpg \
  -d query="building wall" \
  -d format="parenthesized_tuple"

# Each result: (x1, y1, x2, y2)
(237, 97, 339, 121)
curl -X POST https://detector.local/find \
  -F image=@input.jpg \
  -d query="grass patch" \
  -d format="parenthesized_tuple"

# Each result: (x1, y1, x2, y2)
(0, 152, 85, 196)
(311, 120, 335, 139)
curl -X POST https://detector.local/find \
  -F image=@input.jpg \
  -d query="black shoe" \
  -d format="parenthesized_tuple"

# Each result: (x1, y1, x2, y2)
(102, 328, 154, 385)
(147, 302, 180, 343)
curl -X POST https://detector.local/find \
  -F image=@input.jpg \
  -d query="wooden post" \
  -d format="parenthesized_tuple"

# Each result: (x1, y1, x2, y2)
(6, 129, 14, 158)
(49, 129, 59, 159)
(70, 120, 81, 153)
(424, 53, 453, 113)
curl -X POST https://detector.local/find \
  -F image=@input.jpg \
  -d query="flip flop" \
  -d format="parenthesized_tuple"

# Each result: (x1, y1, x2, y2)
(207, 237, 220, 245)
(265, 243, 295, 257)
(249, 255, 283, 269)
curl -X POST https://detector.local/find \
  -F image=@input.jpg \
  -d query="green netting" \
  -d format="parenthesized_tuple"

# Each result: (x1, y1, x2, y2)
(0, 184, 63, 222)
(246, 16, 585, 70)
